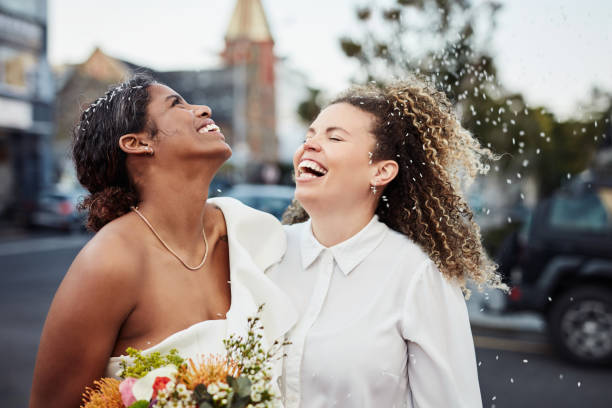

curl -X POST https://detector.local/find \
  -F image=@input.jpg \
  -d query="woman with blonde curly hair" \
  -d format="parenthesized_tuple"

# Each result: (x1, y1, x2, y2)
(268, 78, 505, 407)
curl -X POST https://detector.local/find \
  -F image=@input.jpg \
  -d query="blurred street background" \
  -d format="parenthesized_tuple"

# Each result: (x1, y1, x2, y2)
(1, 0, 611, 407)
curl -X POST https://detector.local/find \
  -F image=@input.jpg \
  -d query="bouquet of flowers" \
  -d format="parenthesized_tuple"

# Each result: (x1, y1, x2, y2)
(81, 307, 286, 408)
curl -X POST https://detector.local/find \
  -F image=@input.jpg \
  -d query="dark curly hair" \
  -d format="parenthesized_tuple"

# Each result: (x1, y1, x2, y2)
(72, 74, 158, 232)
(283, 78, 506, 293)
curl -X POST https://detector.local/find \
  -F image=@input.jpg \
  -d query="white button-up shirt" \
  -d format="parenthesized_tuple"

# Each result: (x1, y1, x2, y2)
(267, 215, 482, 408)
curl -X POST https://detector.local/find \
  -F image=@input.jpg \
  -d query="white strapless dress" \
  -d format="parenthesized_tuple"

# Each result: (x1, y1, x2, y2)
(106, 197, 298, 379)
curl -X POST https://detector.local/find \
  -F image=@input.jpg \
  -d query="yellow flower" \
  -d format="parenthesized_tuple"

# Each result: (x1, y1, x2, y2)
(176, 354, 240, 390)
(81, 378, 123, 408)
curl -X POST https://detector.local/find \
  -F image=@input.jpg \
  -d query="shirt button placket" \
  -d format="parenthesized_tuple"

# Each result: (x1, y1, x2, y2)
(289, 249, 334, 408)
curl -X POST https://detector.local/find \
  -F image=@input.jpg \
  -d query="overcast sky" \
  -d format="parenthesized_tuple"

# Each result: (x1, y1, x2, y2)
(48, 0, 612, 119)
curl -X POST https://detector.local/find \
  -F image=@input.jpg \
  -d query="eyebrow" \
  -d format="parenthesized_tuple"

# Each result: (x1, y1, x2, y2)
(165, 94, 186, 104)
(307, 126, 350, 135)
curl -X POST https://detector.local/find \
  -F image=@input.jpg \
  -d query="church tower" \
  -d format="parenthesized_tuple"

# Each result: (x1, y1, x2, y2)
(222, 0, 277, 165)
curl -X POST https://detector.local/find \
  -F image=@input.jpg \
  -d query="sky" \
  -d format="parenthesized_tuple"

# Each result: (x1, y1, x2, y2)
(48, 0, 612, 120)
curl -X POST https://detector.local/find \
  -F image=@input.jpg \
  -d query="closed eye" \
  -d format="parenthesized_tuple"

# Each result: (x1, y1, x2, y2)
(166, 94, 186, 108)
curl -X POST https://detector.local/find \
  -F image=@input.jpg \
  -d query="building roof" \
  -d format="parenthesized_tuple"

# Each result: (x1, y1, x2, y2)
(78, 47, 130, 83)
(225, 0, 273, 42)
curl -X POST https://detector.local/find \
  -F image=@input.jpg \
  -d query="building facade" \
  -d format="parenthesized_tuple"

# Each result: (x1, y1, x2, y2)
(0, 0, 54, 222)
(222, 0, 277, 166)
(55, 0, 287, 186)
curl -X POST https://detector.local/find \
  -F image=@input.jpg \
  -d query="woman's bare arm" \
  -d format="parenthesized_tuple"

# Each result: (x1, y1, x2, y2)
(29, 236, 139, 408)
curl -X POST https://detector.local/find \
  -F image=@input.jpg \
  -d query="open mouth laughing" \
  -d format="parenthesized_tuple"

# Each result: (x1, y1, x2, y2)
(297, 159, 328, 180)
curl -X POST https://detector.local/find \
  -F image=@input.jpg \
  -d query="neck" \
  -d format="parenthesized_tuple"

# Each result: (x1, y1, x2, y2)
(307, 202, 376, 247)
(134, 169, 215, 263)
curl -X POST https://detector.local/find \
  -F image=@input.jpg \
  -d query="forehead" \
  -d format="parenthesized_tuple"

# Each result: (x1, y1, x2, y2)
(313, 103, 376, 135)
(147, 83, 180, 103)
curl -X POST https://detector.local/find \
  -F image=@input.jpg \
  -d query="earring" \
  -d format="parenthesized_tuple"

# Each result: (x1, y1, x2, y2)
(370, 185, 377, 194)
(144, 146, 154, 156)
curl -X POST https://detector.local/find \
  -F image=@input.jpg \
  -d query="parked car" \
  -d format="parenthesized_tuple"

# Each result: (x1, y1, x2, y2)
(30, 187, 88, 232)
(496, 172, 612, 365)
(221, 184, 295, 220)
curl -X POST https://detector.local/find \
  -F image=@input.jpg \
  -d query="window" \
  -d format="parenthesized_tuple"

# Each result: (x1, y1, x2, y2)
(549, 187, 612, 233)
(0, 45, 38, 96)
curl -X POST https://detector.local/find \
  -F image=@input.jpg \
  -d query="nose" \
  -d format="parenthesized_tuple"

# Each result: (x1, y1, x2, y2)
(193, 105, 211, 118)
(303, 137, 321, 152)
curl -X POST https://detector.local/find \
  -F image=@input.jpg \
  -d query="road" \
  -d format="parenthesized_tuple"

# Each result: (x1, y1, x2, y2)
(1, 232, 611, 407)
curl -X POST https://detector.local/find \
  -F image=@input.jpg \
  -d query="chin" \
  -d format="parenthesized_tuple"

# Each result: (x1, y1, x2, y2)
(208, 143, 232, 160)
(294, 187, 321, 214)
(220, 144, 232, 160)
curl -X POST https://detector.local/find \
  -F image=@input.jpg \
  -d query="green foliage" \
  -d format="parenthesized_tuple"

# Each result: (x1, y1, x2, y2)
(336, 0, 611, 199)
(119, 347, 185, 379)
(193, 384, 214, 407)
(297, 87, 323, 124)
(226, 375, 252, 408)
(127, 401, 149, 408)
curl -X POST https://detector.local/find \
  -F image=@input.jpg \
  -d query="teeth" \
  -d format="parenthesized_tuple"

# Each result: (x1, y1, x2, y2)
(199, 124, 220, 133)
(298, 160, 327, 176)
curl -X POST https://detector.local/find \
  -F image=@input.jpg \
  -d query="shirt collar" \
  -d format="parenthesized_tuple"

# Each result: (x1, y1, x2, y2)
(300, 215, 388, 276)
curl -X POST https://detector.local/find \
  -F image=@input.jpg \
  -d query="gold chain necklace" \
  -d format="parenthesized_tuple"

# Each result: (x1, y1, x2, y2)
(131, 206, 208, 270)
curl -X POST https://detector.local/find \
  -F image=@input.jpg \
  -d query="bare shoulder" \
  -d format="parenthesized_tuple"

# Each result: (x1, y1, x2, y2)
(67, 214, 144, 292)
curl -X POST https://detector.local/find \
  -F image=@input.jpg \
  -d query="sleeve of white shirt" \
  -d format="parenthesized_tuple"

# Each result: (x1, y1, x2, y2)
(401, 260, 483, 408)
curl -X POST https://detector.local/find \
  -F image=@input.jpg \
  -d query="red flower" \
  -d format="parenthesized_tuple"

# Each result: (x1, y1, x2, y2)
(152, 376, 171, 399)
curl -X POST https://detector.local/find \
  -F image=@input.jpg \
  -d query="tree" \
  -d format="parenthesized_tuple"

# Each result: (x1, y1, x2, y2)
(297, 87, 323, 124)
(337, 0, 608, 198)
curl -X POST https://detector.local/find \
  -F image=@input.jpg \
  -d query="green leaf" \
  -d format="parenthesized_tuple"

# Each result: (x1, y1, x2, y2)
(230, 396, 251, 408)
(127, 401, 149, 408)
(235, 376, 252, 398)
(193, 384, 212, 403)
(227, 375, 251, 398)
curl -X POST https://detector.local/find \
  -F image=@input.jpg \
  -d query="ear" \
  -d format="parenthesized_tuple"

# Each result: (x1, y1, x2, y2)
(119, 133, 153, 156)
(370, 160, 399, 188)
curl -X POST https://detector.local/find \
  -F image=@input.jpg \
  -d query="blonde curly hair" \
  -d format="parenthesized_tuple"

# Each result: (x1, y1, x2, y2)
(283, 78, 507, 293)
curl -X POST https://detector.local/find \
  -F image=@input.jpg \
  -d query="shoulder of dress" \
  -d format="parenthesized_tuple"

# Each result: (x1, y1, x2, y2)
(208, 196, 287, 271)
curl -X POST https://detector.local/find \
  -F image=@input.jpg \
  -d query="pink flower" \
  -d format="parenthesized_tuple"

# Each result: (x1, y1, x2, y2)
(119, 377, 138, 406)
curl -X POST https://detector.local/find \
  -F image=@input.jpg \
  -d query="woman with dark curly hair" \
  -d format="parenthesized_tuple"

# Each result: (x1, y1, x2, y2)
(30, 75, 295, 408)
(268, 78, 506, 407)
